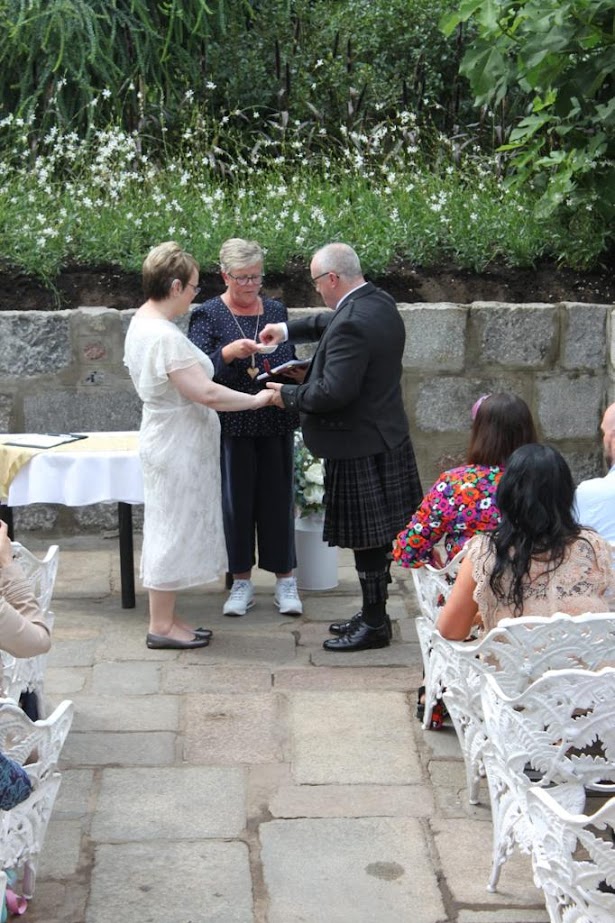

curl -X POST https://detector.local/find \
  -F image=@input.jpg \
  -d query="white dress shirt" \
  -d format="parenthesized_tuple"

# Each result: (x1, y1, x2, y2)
(574, 465, 615, 542)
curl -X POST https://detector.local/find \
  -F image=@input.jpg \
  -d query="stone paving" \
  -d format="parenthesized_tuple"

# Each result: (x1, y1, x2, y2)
(21, 535, 549, 923)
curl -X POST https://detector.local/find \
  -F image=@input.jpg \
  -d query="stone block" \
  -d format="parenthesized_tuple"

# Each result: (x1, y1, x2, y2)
(562, 302, 607, 369)
(183, 692, 286, 763)
(472, 302, 557, 368)
(0, 394, 14, 430)
(12, 504, 59, 532)
(260, 817, 446, 923)
(401, 304, 466, 370)
(0, 311, 72, 377)
(47, 639, 97, 668)
(87, 841, 253, 923)
(458, 910, 548, 922)
(565, 448, 604, 486)
(44, 666, 88, 695)
(91, 767, 246, 840)
(415, 376, 522, 432)
(290, 691, 421, 784)
(537, 375, 603, 439)
(23, 389, 141, 432)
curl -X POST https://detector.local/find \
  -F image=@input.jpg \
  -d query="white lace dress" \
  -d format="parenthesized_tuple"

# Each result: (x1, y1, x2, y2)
(124, 316, 227, 590)
(469, 528, 615, 631)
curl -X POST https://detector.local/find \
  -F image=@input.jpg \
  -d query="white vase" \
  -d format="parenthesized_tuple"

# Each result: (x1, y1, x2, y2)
(294, 514, 338, 590)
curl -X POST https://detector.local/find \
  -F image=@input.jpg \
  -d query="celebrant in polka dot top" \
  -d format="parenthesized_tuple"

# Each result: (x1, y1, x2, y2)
(188, 238, 304, 618)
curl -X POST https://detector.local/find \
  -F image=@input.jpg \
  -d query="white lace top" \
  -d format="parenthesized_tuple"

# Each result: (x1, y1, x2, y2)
(469, 528, 615, 632)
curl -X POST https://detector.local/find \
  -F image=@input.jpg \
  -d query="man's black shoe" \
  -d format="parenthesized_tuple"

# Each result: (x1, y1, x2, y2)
(323, 618, 390, 651)
(329, 611, 392, 639)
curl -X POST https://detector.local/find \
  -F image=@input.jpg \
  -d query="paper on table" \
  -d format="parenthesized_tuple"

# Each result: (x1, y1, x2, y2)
(1, 433, 86, 449)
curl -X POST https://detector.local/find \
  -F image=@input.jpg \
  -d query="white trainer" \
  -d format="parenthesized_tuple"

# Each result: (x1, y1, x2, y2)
(223, 579, 254, 617)
(275, 576, 303, 616)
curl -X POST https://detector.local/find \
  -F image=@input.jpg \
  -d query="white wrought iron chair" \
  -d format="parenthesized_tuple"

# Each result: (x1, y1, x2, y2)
(410, 545, 468, 728)
(480, 667, 615, 892)
(0, 543, 59, 716)
(526, 785, 615, 923)
(431, 611, 615, 804)
(0, 697, 73, 899)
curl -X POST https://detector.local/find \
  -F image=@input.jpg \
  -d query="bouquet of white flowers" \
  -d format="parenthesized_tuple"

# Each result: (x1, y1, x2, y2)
(294, 431, 325, 518)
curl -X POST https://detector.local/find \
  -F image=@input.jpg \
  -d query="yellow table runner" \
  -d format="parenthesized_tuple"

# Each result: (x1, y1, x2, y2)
(0, 433, 139, 500)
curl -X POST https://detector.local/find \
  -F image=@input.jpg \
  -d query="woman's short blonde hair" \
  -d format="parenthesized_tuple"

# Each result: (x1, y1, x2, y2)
(219, 238, 264, 274)
(142, 241, 199, 301)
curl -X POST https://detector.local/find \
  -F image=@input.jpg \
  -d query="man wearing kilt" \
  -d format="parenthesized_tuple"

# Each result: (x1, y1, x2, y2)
(261, 243, 423, 651)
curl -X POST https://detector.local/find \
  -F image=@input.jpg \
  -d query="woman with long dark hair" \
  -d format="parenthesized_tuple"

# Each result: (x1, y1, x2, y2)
(437, 443, 615, 640)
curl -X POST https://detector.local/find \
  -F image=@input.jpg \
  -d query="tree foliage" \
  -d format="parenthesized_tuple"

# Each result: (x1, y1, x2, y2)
(441, 0, 615, 230)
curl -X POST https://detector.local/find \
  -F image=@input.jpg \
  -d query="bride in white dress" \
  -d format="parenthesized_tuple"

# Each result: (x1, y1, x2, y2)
(124, 242, 273, 650)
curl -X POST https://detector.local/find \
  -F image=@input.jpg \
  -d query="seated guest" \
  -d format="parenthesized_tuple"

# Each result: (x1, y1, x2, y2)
(574, 402, 615, 542)
(437, 443, 615, 640)
(0, 521, 51, 657)
(394, 392, 537, 569)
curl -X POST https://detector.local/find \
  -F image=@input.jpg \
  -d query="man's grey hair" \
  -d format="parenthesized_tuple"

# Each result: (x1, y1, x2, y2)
(219, 238, 264, 273)
(312, 243, 362, 278)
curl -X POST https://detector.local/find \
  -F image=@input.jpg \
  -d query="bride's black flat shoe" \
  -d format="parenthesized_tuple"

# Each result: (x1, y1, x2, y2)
(146, 633, 209, 650)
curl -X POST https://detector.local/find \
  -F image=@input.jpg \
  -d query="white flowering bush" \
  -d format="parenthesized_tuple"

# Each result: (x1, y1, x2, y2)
(294, 431, 325, 518)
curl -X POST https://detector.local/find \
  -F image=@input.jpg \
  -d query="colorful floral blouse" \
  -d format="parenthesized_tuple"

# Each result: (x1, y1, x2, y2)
(393, 464, 503, 568)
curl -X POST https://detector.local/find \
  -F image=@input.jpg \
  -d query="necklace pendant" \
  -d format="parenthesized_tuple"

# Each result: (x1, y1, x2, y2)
(247, 366, 259, 380)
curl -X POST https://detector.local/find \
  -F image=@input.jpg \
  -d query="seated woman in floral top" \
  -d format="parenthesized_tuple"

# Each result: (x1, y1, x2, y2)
(393, 393, 537, 569)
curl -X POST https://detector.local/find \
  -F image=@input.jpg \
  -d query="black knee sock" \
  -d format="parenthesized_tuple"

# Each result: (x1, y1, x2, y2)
(354, 546, 390, 628)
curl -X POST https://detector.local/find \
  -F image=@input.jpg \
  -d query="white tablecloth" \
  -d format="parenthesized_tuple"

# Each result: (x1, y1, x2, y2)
(6, 432, 143, 506)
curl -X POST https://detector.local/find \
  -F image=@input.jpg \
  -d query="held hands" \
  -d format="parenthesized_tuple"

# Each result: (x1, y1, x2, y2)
(253, 389, 278, 409)
(259, 323, 285, 345)
(0, 521, 13, 568)
(265, 381, 285, 408)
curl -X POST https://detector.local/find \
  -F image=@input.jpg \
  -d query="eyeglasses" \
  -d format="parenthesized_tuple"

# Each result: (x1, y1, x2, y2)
(311, 271, 338, 289)
(227, 273, 263, 286)
(186, 282, 201, 296)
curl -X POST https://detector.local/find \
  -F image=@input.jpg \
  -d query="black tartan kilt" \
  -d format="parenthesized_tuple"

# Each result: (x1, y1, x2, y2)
(322, 437, 423, 549)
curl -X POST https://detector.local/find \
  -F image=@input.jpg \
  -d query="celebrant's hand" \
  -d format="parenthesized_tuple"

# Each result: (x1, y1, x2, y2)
(223, 338, 260, 363)
(259, 323, 285, 345)
(265, 381, 285, 408)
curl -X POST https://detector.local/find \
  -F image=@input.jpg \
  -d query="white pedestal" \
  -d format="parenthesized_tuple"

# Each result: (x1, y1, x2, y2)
(294, 515, 338, 590)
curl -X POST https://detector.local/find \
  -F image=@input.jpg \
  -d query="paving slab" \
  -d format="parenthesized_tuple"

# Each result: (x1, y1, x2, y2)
(91, 660, 162, 695)
(269, 783, 434, 818)
(431, 817, 545, 908)
(162, 663, 273, 694)
(63, 730, 177, 767)
(183, 693, 287, 764)
(290, 691, 421, 784)
(273, 665, 418, 691)
(38, 818, 83, 877)
(260, 817, 447, 923)
(90, 767, 246, 840)
(87, 841, 253, 923)
(71, 694, 178, 732)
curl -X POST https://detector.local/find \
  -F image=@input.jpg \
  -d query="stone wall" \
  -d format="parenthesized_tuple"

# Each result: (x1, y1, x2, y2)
(1, 302, 611, 533)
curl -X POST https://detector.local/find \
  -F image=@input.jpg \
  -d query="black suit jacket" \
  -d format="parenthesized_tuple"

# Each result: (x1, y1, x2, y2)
(281, 282, 409, 459)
